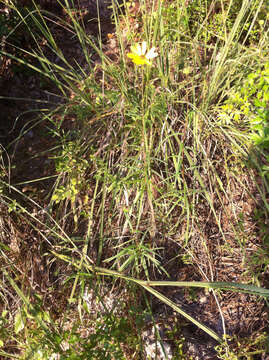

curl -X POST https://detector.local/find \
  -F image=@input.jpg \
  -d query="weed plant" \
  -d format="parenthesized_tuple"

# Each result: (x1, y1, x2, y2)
(0, 0, 269, 358)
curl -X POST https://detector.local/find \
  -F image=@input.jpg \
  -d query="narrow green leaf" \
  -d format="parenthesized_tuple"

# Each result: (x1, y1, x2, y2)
(141, 284, 222, 342)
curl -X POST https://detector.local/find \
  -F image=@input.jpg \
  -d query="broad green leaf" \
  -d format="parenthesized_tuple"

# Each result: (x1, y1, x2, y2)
(14, 311, 24, 334)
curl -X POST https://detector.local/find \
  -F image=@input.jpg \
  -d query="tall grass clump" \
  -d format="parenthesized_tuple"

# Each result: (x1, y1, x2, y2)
(0, 0, 268, 358)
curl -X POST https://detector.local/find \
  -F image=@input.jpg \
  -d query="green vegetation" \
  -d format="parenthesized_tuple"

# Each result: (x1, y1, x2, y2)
(0, 0, 268, 358)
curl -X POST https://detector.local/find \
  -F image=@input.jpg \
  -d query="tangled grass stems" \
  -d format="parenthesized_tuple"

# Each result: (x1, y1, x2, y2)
(0, 0, 268, 357)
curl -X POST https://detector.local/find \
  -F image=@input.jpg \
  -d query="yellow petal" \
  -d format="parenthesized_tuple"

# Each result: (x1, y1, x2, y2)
(133, 56, 148, 65)
(133, 59, 147, 65)
(127, 52, 136, 59)
(144, 59, 152, 65)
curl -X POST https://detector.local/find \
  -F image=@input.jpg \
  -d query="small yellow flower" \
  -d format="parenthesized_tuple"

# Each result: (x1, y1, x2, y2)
(127, 41, 158, 66)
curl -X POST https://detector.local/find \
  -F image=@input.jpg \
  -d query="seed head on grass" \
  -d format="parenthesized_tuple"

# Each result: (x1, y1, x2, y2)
(127, 41, 158, 66)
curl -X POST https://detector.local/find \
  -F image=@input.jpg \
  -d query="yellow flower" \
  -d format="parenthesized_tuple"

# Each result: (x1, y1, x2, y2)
(127, 41, 158, 66)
